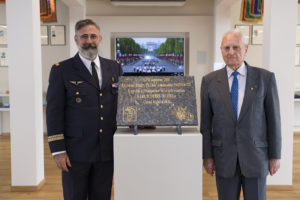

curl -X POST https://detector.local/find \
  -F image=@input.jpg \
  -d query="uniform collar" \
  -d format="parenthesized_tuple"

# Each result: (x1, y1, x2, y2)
(78, 53, 100, 69)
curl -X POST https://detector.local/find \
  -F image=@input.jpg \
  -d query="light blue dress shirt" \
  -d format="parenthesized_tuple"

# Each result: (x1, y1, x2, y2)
(226, 62, 247, 119)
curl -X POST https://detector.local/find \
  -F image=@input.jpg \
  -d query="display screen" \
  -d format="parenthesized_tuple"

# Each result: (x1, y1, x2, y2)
(115, 37, 184, 76)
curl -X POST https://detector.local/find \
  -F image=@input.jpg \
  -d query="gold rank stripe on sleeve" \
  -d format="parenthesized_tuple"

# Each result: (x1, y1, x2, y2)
(48, 134, 64, 142)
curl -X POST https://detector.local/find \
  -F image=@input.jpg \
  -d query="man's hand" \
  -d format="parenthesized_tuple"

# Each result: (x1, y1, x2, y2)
(53, 152, 71, 172)
(269, 159, 280, 176)
(203, 158, 215, 176)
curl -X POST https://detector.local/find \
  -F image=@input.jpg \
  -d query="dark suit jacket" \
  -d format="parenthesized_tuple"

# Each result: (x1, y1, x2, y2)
(200, 62, 281, 178)
(46, 53, 123, 162)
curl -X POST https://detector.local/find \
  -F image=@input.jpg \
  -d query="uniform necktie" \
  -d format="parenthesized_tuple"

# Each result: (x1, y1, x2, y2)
(231, 71, 238, 120)
(91, 61, 100, 88)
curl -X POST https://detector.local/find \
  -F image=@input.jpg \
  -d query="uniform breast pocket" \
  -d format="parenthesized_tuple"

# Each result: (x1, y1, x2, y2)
(71, 94, 88, 104)
(111, 88, 118, 105)
(66, 87, 88, 104)
(111, 88, 118, 95)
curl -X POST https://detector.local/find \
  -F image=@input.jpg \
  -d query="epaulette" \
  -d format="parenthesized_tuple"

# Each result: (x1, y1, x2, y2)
(115, 60, 120, 64)
(55, 63, 60, 67)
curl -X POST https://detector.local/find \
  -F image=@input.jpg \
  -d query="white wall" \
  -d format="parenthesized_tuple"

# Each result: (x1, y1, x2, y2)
(0, 0, 70, 133)
(262, 0, 297, 186)
(87, 0, 213, 16)
(296, 5, 300, 90)
(90, 16, 214, 126)
(230, 0, 263, 67)
(0, 4, 8, 92)
(6, 0, 45, 186)
(41, 0, 70, 93)
(0, 4, 9, 133)
(230, 1, 300, 88)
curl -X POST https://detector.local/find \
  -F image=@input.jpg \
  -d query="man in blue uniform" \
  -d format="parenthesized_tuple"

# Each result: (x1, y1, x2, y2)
(46, 19, 122, 200)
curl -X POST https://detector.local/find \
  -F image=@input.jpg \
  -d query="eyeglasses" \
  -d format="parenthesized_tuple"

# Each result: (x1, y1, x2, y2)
(221, 45, 241, 52)
(79, 34, 99, 40)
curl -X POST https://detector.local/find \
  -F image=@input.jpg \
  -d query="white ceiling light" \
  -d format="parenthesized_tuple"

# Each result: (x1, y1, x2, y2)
(110, 0, 186, 7)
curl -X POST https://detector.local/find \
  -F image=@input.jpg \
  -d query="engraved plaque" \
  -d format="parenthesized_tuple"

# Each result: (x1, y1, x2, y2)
(117, 76, 198, 126)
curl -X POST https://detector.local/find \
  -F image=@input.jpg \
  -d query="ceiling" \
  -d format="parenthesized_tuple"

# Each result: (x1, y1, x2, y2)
(86, 0, 214, 16)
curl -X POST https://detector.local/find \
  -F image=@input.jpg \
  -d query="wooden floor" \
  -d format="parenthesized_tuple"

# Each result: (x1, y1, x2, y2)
(0, 134, 299, 200)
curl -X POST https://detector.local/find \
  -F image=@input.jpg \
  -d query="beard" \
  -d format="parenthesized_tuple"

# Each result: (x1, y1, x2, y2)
(78, 43, 99, 59)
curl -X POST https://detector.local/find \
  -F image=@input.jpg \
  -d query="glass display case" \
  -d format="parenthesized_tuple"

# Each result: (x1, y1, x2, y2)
(0, 94, 9, 110)
(0, 93, 9, 135)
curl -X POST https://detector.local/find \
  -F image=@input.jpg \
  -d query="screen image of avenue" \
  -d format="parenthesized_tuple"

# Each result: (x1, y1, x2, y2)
(116, 37, 184, 76)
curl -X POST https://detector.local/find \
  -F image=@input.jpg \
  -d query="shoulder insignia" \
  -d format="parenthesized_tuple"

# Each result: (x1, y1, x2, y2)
(55, 63, 60, 66)
(115, 60, 120, 64)
(48, 134, 64, 142)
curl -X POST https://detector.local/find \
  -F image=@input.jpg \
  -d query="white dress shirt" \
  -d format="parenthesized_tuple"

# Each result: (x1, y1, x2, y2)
(226, 62, 247, 119)
(79, 53, 102, 88)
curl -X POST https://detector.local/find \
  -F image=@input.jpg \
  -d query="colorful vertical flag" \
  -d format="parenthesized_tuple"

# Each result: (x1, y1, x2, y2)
(40, 0, 57, 23)
(240, 0, 264, 22)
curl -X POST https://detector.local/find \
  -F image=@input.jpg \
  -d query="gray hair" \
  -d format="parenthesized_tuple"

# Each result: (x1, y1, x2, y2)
(223, 28, 248, 45)
(75, 19, 100, 35)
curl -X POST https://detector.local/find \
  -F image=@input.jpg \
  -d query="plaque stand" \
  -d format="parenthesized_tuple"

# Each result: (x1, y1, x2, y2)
(114, 127, 202, 200)
(132, 125, 183, 135)
(134, 125, 138, 135)
(176, 125, 182, 135)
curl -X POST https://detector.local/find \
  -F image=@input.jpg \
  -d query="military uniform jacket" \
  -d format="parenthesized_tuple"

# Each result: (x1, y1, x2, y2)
(46, 53, 122, 162)
(200, 63, 281, 178)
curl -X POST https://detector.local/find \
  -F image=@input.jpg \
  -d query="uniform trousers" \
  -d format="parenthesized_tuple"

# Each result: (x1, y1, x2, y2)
(216, 161, 266, 200)
(62, 160, 113, 200)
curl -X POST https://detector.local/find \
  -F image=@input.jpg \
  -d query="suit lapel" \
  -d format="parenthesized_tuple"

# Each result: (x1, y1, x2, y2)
(238, 64, 258, 122)
(72, 53, 100, 90)
(100, 57, 110, 91)
(216, 67, 236, 122)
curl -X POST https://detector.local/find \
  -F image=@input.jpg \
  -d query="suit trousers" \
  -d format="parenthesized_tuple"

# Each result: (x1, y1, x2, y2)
(62, 160, 114, 200)
(216, 161, 266, 200)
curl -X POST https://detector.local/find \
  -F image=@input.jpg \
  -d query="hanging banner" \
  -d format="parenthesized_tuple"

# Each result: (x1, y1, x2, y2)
(0, 0, 5, 3)
(240, 0, 264, 22)
(40, 0, 57, 23)
(40, 0, 49, 17)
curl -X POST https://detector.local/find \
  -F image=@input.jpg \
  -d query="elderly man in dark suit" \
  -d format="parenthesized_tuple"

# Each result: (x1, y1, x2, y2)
(200, 29, 281, 200)
(46, 19, 122, 200)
